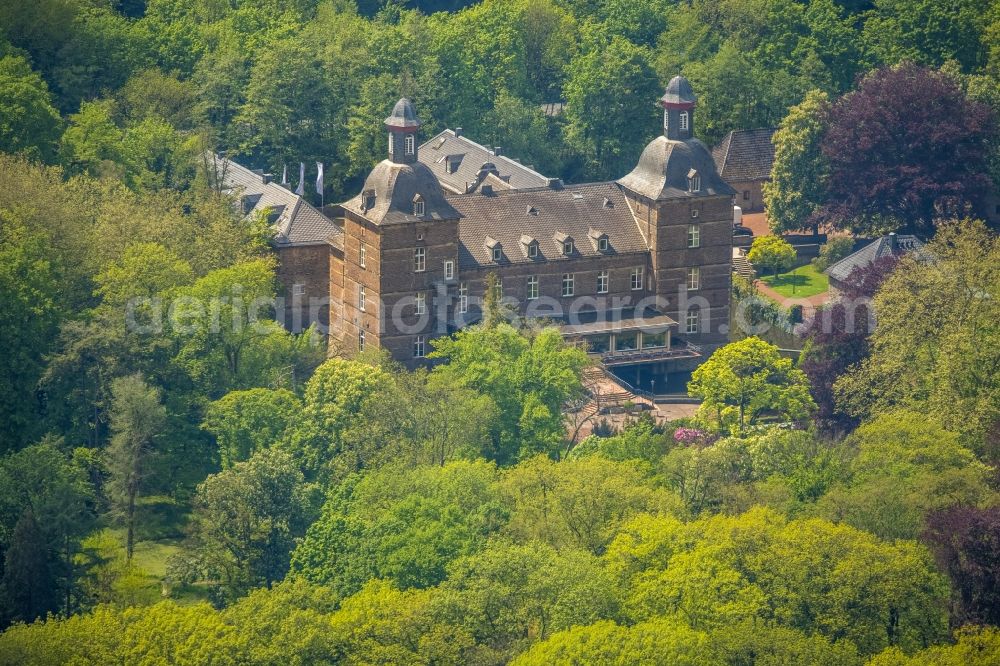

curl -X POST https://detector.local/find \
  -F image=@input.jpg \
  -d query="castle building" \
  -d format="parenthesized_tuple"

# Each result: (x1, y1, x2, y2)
(219, 76, 735, 389)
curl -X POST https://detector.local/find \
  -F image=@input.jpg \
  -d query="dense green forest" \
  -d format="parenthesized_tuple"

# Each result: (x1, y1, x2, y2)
(1, 0, 1000, 664)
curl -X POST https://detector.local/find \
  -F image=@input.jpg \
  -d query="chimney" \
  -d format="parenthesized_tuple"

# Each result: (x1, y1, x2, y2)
(262, 173, 272, 185)
(888, 232, 897, 251)
(494, 146, 502, 156)
(454, 127, 462, 137)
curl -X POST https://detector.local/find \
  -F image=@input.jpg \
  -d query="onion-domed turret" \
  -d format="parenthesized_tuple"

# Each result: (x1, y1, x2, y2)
(385, 98, 421, 164)
(660, 75, 696, 141)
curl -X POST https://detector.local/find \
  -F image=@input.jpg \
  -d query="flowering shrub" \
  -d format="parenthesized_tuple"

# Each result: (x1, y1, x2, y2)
(673, 427, 718, 447)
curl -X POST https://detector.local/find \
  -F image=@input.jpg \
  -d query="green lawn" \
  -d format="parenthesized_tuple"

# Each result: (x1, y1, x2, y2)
(761, 263, 829, 298)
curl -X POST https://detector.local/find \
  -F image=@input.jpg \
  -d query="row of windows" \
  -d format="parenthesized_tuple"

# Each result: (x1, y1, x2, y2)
(363, 311, 702, 359)
(412, 311, 699, 358)
(382, 312, 702, 360)
(389, 133, 416, 155)
(360, 268, 700, 315)
(364, 231, 701, 277)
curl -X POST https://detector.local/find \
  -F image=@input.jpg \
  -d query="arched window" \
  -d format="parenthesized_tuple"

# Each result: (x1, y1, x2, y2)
(413, 195, 425, 217)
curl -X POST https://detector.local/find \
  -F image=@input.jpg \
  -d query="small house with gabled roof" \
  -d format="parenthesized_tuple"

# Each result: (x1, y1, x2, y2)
(712, 128, 776, 213)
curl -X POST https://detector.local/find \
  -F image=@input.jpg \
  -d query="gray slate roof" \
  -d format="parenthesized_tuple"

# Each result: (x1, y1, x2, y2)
(385, 98, 420, 128)
(825, 234, 927, 282)
(661, 75, 696, 106)
(419, 129, 559, 194)
(213, 155, 343, 249)
(618, 136, 734, 201)
(342, 159, 461, 225)
(712, 128, 776, 183)
(449, 182, 648, 269)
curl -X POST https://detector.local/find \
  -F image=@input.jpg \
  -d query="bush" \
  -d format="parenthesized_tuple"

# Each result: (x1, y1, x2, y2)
(813, 236, 855, 272)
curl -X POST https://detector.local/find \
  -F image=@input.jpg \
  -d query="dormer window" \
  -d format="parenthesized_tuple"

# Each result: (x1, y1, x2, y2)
(554, 232, 574, 256)
(362, 190, 376, 211)
(412, 194, 425, 217)
(405, 134, 415, 155)
(445, 154, 463, 174)
(486, 237, 502, 263)
(520, 234, 539, 259)
(679, 111, 689, 131)
(687, 169, 701, 193)
(589, 228, 609, 253)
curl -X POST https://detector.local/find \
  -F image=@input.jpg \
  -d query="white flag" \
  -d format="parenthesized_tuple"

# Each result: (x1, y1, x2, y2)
(295, 162, 305, 196)
(281, 164, 288, 186)
(315, 162, 324, 196)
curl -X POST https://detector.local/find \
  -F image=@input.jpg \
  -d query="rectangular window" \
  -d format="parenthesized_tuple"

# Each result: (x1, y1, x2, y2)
(643, 331, 666, 348)
(413, 335, 425, 358)
(444, 260, 454, 280)
(630, 267, 643, 291)
(405, 134, 415, 155)
(687, 267, 700, 290)
(492, 246, 502, 262)
(359, 329, 366, 351)
(598, 237, 609, 252)
(616, 331, 638, 351)
(358, 284, 366, 312)
(458, 282, 468, 313)
(743, 190, 750, 201)
(413, 200, 425, 216)
(587, 335, 610, 354)
(527, 242, 538, 258)
(686, 310, 699, 334)
(679, 111, 689, 131)
(414, 247, 425, 272)
(527, 275, 539, 300)
(562, 273, 574, 297)
(415, 292, 426, 315)
(563, 240, 574, 255)
(292, 284, 305, 296)
(687, 224, 700, 248)
(359, 244, 367, 269)
(597, 270, 608, 294)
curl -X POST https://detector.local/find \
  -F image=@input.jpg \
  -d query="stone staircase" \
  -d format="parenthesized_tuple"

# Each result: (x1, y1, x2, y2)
(732, 251, 756, 280)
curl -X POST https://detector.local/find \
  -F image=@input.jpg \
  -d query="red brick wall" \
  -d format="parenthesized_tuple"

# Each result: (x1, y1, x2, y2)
(275, 244, 331, 332)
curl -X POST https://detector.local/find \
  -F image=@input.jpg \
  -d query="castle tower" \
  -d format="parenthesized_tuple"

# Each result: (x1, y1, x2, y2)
(336, 99, 462, 366)
(617, 76, 734, 351)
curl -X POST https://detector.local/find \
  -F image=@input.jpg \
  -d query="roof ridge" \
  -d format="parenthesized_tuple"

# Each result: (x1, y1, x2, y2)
(446, 180, 616, 199)
(421, 128, 554, 182)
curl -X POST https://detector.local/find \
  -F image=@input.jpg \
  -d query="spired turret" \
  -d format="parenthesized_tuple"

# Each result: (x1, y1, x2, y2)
(385, 98, 421, 165)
